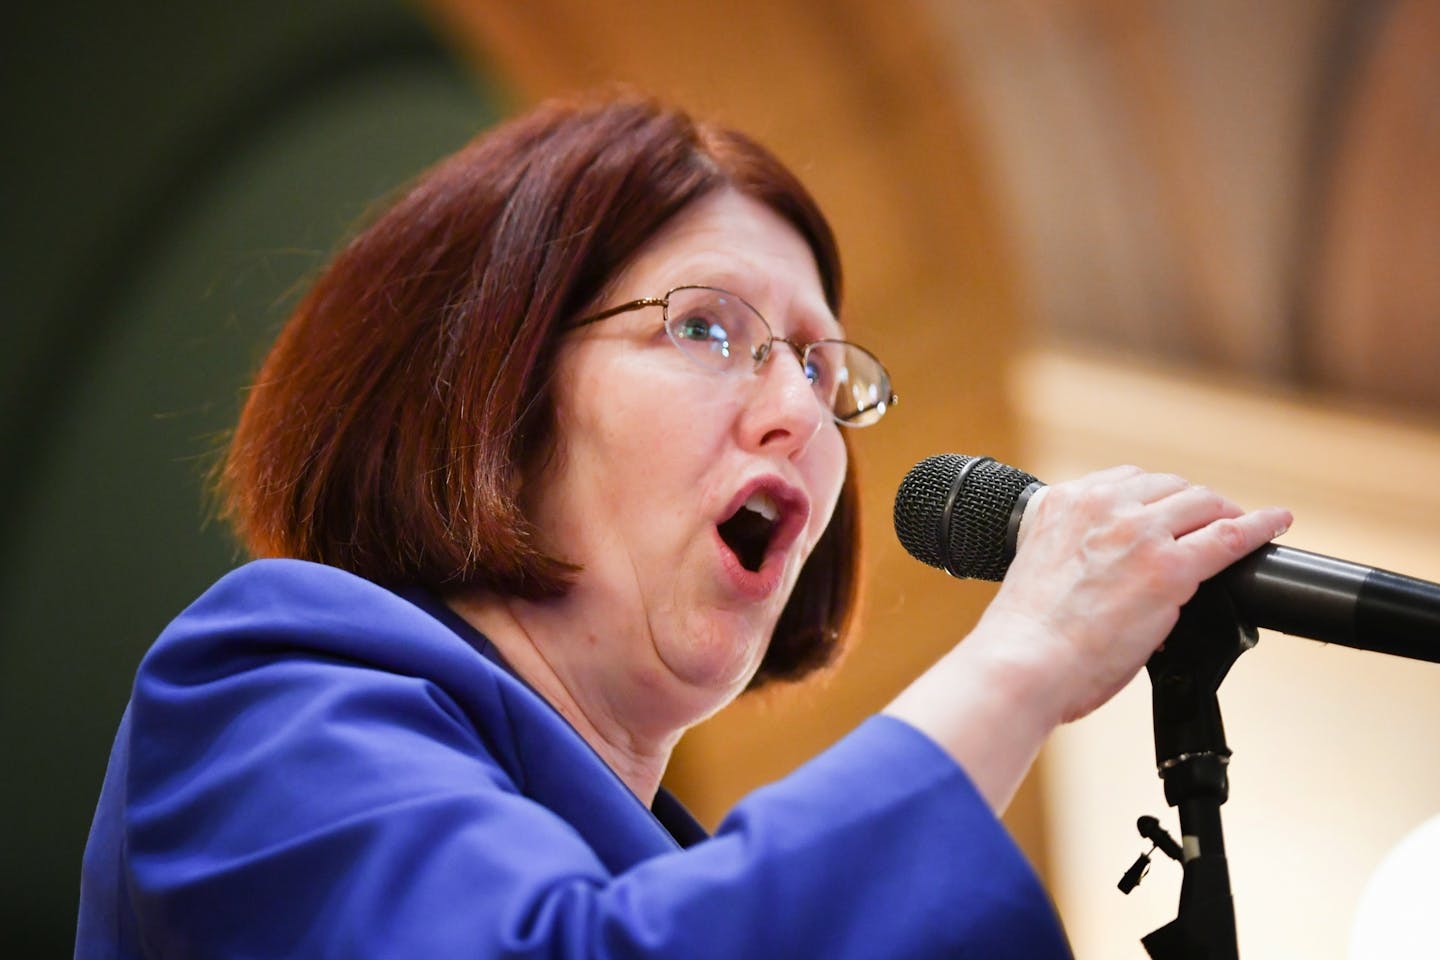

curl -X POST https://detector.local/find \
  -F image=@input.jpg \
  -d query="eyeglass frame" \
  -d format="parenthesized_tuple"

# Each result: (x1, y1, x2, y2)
(570, 284, 897, 427)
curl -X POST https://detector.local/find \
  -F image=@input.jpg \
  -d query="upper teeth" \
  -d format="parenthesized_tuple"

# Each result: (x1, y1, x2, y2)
(743, 492, 779, 522)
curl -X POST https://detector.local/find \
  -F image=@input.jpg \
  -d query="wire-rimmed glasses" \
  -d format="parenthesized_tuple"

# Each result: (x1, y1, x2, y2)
(573, 285, 896, 427)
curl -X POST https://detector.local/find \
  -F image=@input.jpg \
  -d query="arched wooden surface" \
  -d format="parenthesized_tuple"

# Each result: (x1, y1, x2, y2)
(1307, 0, 1440, 412)
(415, 0, 1050, 862)
(919, 0, 1349, 376)
(922, 0, 1440, 418)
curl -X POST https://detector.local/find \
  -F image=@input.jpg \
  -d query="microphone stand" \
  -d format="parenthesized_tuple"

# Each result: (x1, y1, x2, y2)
(1139, 579, 1257, 960)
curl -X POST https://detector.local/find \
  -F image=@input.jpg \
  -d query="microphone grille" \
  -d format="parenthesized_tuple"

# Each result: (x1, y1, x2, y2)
(893, 454, 1041, 581)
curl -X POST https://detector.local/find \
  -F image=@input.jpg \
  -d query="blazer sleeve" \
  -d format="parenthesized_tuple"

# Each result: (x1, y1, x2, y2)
(122, 564, 1070, 959)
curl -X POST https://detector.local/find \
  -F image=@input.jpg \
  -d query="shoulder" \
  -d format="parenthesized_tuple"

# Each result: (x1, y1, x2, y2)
(162, 557, 440, 646)
(128, 560, 606, 797)
(119, 561, 655, 888)
(126, 560, 540, 821)
(142, 559, 485, 690)
(131, 559, 535, 783)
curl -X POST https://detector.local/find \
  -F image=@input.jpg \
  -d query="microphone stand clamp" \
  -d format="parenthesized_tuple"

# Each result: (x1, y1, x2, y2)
(1138, 578, 1257, 960)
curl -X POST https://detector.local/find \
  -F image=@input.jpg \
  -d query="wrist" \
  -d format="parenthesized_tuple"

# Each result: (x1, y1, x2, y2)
(883, 617, 1066, 812)
(966, 607, 1070, 731)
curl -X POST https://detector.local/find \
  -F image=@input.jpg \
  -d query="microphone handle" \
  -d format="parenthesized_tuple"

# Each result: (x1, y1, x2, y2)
(1221, 545, 1440, 663)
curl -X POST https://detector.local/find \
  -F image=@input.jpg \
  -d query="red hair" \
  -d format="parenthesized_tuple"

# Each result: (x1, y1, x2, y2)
(219, 93, 858, 685)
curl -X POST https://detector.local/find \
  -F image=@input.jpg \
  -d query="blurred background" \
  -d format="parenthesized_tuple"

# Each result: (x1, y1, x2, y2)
(4, 1, 1438, 957)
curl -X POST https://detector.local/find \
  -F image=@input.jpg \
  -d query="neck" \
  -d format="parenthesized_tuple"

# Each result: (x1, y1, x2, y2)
(444, 590, 687, 806)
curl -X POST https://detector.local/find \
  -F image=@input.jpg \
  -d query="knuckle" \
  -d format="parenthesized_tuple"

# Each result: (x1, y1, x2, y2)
(1132, 527, 1169, 559)
(1152, 554, 1199, 596)
(1210, 517, 1249, 554)
(1189, 484, 1219, 506)
(1088, 510, 1141, 549)
(1045, 483, 1094, 521)
(1076, 484, 1115, 515)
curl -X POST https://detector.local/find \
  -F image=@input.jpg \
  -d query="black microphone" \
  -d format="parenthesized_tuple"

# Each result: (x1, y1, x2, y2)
(893, 453, 1440, 664)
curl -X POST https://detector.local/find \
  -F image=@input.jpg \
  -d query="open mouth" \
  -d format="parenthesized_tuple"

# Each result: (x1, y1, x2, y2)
(717, 491, 781, 573)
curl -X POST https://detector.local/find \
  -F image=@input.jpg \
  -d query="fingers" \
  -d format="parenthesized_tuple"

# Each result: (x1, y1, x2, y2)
(1067, 466, 1224, 515)
(1130, 473, 1291, 568)
(1147, 483, 1243, 536)
(1049, 465, 1292, 570)
(1070, 463, 1146, 488)
(1179, 505, 1293, 575)
(1111, 470, 1191, 506)
(1025, 466, 1175, 533)
(992, 463, 1292, 727)
(1125, 467, 1291, 575)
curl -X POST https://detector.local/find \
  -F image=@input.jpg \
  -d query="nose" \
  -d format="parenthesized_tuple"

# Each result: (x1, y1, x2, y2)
(738, 340, 826, 456)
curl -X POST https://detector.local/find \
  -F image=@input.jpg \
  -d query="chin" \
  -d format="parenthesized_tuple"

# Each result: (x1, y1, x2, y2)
(662, 612, 770, 695)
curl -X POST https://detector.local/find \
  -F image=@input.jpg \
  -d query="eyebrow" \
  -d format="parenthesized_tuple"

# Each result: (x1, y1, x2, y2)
(678, 272, 846, 341)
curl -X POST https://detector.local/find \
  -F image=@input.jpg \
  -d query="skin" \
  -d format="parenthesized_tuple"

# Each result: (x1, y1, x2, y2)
(884, 469, 1291, 810)
(449, 189, 848, 804)
(452, 188, 1295, 813)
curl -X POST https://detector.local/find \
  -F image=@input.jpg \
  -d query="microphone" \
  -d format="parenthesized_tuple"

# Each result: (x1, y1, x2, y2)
(893, 454, 1440, 664)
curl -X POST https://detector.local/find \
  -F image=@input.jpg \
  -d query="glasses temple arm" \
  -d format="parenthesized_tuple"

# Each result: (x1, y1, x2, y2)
(571, 297, 668, 329)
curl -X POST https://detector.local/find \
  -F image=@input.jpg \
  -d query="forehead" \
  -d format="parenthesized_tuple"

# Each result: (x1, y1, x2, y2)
(607, 190, 838, 334)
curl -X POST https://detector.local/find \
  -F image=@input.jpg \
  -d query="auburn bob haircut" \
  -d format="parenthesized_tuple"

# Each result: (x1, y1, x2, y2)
(219, 93, 859, 686)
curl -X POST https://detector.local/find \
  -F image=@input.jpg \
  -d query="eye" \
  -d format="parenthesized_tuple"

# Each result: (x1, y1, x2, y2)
(673, 311, 735, 360)
(802, 347, 838, 391)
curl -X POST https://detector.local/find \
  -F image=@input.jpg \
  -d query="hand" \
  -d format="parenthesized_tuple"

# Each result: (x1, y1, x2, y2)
(979, 465, 1292, 724)
(885, 465, 1290, 811)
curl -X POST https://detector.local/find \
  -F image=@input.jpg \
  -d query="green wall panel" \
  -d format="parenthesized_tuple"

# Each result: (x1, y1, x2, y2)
(2, 3, 500, 954)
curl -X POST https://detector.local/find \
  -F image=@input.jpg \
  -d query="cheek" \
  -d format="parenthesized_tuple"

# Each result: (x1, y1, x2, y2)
(574, 349, 713, 443)
(562, 366, 737, 529)
(594, 373, 738, 478)
(804, 430, 849, 545)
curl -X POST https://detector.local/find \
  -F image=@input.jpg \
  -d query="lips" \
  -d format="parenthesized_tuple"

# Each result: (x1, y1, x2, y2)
(714, 478, 810, 597)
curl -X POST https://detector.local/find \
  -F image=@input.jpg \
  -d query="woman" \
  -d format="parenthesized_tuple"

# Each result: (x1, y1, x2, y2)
(76, 93, 1290, 958)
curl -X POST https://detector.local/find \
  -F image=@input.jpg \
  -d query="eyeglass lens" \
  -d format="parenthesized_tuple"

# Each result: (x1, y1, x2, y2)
(662, 286, 890, 426)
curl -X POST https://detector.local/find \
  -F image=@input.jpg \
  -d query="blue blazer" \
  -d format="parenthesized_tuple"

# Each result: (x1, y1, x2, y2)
(76, 559, 1071, 958)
